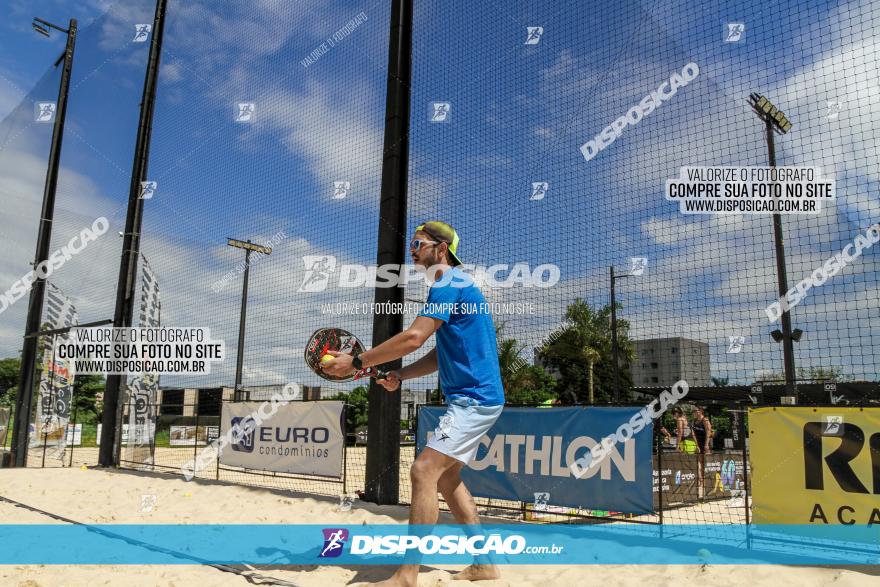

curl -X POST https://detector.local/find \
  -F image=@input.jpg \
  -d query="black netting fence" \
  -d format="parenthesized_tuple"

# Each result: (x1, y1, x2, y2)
(408, 0, 879, 403)
(1, 0, 878, 532)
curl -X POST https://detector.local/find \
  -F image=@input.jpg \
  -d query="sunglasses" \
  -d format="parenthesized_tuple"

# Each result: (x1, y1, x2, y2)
(409, 238, 439, 251)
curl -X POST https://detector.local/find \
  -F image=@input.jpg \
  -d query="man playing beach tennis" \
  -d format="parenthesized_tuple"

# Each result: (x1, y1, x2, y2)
(322, 220, 504, 586)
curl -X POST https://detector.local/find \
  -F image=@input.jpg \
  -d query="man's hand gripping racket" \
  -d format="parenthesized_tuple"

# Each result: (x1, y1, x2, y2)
(305, 328, 398, 388)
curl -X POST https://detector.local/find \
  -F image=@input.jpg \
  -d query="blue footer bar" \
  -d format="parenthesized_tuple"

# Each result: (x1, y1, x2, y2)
(0, 524, 877, 565)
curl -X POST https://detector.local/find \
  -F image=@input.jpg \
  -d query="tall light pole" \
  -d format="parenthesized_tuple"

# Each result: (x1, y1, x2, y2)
(749, 94, 798, 401)
(609, 265, 632, 403)
(11, 17, 77, 468)
(226, 238, 272, 401)
(366, 0, 412, 506)
(99, 0, 168, 466)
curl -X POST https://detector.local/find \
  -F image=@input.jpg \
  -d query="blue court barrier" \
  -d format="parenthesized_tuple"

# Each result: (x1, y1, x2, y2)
(418, 406, 654, 513)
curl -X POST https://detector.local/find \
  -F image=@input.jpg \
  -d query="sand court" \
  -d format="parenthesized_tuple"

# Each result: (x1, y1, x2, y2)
(0, 467, 876, 586)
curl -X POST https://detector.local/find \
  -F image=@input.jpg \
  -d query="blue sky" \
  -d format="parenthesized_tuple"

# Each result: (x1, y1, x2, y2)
(0, 0, 878, 392)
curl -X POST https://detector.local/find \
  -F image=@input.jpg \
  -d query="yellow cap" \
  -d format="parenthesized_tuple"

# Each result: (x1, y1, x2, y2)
(415, 221, 461, 266)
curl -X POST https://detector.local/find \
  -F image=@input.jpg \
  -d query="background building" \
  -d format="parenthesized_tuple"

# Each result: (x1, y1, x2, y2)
(154, 384, 319, 417)
(400, 388, 427, 424)
(630, 337, 710, 388)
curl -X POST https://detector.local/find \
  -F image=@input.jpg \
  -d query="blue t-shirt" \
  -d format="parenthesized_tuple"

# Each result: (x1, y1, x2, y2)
(418, 267, 504, 406)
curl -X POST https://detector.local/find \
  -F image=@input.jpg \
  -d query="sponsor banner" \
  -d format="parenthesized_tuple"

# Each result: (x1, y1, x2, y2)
(169, 425, 198, 446)
(127, 256, 161, 465)
(523, 504, 625, 521)
(32, 283, 78, 451)
(418, 406, 653, 514)
(751, 407, 880, 526)
(0, 524, 876, 565)
(0, 408, 9, 442)
(702, 453, 747, 499)
(653, 452, 699, 505)
(219, 401, 344, 478)
(206, 425, 220, 444)
(652, 452, 747, 507)
(169, 425, 220, 446)
(64, 423, 82, 446)
(96, 423, 129, 445)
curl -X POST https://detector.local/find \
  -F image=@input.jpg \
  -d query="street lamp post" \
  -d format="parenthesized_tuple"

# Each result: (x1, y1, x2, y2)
(749, 94, 799, 401)
(609, 265, 632, 403)
(10, 17, 77, 468)
(226, 238, 272, 401)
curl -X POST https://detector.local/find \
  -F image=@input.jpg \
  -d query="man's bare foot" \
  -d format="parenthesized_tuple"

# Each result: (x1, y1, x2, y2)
(453, 564, 501, 581)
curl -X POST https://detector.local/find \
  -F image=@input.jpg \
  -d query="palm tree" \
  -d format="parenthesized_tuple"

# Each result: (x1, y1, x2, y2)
(539, 300, 615, 403)
(582, 346, 600, 404)
(497, 336, 528, 394)
(541, 328, 601, 403)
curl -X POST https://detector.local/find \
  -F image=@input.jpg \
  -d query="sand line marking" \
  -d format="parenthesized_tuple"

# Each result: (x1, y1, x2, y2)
(0, 492, 303, 586)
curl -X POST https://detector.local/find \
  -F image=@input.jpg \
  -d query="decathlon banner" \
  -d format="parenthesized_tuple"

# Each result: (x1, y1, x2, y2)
(219, 400, 344, 478)
(418, 406, 653, 514)
(751, 407, 880, 525)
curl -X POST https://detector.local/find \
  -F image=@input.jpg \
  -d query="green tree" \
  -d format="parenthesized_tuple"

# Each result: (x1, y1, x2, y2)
(760, 366, 851, 383)
(503, 364, 557, 404)
(496, 326, 556, 405)
(0, 357, 20, 407)
(496, 331, 535, 395)
(799, 366, 850, 382)
(539, 299, 634, 404)
(711, 376, 729, 387)
(542, 328, 600, 403)
(71, 374, 105, 424)
(330, 385, 369, 432)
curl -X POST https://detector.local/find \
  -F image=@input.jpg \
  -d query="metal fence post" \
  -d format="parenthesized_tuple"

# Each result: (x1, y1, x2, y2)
(342, 402, 348, 496)
(68, 378, 78, 468)
(657, 432, 664, 526)
(215, 400, 222, 481)
(193, 406, 200, 479)
(741, 405, 751, 552)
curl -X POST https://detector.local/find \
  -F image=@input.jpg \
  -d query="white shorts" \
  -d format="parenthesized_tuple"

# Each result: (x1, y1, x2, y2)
(425, 401, 503, 465)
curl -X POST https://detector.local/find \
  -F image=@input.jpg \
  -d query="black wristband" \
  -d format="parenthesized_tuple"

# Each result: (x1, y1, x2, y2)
(352, 355, 363, 370)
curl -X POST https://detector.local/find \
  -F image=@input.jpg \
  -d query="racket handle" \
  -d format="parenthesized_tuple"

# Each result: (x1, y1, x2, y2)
(353, 367, 389, 381)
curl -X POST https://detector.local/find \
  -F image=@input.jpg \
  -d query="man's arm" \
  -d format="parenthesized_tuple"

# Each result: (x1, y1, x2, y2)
(399, 348, 438, 380)
(376, 348, 438, 392)
(322, 316, 441, 377)
(703, 419, 713, 454)
(359, 316, 440, 367)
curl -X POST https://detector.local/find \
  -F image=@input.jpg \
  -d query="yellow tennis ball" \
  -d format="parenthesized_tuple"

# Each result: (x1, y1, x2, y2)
(697, 548, 711, 560)
(321, 354, 334, 364)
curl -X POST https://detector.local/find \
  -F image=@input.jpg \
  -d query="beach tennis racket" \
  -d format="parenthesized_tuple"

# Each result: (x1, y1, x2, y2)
(305, 327, 388, 382)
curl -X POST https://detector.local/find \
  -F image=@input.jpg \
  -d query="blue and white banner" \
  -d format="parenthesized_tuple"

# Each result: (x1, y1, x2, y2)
(0, 524, 876, 565)
(418, 406, 654, 514)
(219, 400, 344, 478)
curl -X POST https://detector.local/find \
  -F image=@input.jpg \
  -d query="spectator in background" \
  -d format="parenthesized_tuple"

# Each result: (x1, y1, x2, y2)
(692, 406, 712, 455)
(674, 407, 698, 454)
(692, 406, 713, 498)
(654, 420, 673, 449)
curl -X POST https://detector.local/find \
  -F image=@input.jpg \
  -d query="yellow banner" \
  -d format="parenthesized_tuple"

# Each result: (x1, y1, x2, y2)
(750, 407, 880, 525)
